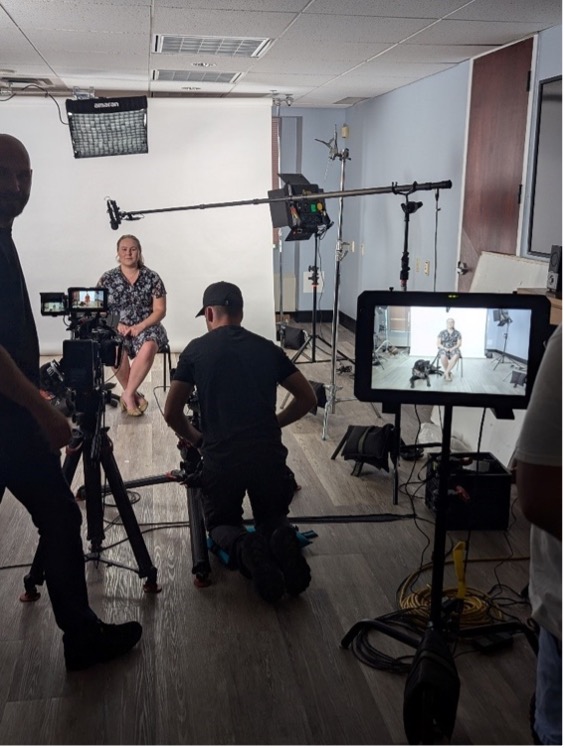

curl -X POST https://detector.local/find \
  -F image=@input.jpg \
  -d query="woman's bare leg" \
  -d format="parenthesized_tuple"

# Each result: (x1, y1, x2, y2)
(122, 341, 158, 408)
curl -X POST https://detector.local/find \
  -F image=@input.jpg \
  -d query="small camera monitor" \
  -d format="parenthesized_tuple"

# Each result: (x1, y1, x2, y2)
(40, 292, 68, 316)
(68, 287, 108, 314)
(355, 291, 551, 411)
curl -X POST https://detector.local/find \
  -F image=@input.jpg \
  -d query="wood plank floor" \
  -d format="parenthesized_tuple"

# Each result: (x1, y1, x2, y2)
(0, 323, 537, 745)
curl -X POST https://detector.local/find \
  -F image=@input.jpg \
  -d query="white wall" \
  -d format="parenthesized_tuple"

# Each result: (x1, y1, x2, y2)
(2, 98, 274, 353)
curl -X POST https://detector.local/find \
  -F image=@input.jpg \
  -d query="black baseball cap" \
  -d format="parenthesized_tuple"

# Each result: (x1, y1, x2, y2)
(196, 281, 244, 317)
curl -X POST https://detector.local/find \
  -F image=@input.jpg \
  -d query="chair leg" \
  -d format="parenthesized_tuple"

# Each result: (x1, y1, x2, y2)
(162, 346, 172, 390)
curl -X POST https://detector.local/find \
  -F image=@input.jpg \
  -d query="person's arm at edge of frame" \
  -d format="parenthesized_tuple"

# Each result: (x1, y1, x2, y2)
(516, 460, 562, 541)
(0, 344, 71, 450)
(163, 379, 203, 446)
(129, 296, 166, 337)
(277, 370, 317, 429)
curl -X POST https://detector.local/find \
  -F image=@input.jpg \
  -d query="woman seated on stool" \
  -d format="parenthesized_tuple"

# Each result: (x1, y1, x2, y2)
(99, 234, 168, 416)
(436, 318, 462, 382)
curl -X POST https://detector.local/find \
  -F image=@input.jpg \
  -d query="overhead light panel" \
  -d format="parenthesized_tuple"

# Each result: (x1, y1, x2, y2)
(65, 96, 148, 159)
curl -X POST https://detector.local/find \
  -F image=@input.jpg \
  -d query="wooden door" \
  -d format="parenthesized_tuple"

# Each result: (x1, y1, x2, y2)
(458, 38, 533, 291)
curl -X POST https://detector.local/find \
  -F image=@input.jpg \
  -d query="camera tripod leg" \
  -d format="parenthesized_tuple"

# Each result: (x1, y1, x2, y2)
(99, 434, 160, 592)
(186, 485, 211, 587)
(82, 442, 106, 553)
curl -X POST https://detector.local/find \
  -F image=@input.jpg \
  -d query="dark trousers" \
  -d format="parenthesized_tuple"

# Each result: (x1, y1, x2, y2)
(0, 419, 97, 634)
(201, 453, 295, 568)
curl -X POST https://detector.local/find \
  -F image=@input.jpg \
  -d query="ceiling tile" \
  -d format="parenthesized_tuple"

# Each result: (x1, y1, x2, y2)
(282, 14, 437, 43)
(413, 19, 548, 46)
(304, 0, 476, 19)
(383, 43, 499, 64)
(1, 1, 151, 32)
(27, 29, 149, 56)
(155, 0, 306, 10)
(152, 7, 297, 37)
(448, 0, 562, 25)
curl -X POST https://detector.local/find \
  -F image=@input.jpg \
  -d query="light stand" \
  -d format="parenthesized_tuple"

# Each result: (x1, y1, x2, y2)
(493, 312, 513, 370)
(340, 403, 537, 743)
(395, 187, 423, 292)
(320, 137, 357, 440)
(289, 226, 333, 364)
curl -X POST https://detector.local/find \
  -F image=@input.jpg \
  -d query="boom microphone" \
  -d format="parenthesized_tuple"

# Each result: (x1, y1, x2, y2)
(106, 199, 121, 230)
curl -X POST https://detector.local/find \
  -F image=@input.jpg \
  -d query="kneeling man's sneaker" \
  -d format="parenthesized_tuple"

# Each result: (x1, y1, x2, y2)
(64, 620, 142, 671)
(270, 526, 311, 596)
(240, 533, 285, 604)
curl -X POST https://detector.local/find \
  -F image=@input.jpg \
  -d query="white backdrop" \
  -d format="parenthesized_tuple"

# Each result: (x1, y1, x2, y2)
(1, 98, 275, 353)
(409, 307, 488, 358)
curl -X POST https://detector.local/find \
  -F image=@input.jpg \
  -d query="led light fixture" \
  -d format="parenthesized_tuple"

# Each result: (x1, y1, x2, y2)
(65, 96, 148, 159)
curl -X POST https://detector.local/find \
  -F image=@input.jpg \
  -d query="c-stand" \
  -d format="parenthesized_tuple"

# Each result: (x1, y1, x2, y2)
(289, 227, 334, 365)
(340, 404, 537, 743)
(21, 389, 159, 601)
(493, 321, 512, 370)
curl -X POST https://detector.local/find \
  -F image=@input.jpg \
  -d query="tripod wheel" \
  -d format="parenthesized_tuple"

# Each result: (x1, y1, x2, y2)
(143, 580, 162, 594)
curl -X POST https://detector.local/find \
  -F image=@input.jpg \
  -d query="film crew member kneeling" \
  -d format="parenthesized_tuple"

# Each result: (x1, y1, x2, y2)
(164, 281, 317, 604)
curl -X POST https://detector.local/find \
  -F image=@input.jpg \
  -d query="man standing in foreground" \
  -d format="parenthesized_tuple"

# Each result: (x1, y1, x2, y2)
(164, 282, 316, 603)
(0, 133, 142, 670)
(515, 324, 562, 745)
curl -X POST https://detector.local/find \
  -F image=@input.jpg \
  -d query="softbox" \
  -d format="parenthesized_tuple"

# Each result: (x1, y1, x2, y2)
(65, 96, 148, 158)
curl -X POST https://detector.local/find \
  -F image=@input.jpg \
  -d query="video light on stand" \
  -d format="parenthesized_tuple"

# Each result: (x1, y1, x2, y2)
(267, 173, 332, 240)
(65, 96, 148, 159)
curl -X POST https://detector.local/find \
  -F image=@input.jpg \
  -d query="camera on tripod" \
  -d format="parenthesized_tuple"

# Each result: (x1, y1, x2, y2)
(40, 286, 122, 396)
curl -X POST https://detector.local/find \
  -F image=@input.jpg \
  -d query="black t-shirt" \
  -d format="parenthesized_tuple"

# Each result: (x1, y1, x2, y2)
(173, 325, 298, 467)
(0, 228, 40, 422)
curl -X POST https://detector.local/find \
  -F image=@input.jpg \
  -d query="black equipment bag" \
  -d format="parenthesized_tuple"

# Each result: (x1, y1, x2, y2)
(308, 381, 327, 414)
(282, 326, 306, 350)
(403, 627, 460, 744)
(339, 423, 395, 476)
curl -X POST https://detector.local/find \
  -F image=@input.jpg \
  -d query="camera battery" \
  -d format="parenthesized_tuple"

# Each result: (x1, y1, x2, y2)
(63, 339, 98, 391)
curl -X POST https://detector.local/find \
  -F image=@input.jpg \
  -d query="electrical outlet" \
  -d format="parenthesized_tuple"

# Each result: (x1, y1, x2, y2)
(424, 260, 430, 276)
(415, 258, 420, 272)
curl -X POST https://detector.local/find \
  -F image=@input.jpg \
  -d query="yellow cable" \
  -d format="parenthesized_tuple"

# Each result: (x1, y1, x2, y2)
(396, 555, 529, 630)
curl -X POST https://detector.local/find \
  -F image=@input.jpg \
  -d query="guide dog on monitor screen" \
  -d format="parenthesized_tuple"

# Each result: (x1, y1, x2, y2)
(410, 359, 432, 388)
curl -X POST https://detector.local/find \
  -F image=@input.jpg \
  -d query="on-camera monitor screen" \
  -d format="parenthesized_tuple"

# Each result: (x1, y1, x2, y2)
(68, 287, 107, 312)
(355, 291, 551, 410)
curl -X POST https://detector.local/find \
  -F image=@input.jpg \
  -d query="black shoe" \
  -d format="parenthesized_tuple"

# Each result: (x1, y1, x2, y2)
(64, 620, 142, 671)
(270, 526, 311, 596)
(240, 533, 285, 604)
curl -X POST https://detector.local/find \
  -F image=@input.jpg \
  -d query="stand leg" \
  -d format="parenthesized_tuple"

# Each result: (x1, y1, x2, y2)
(186, 486, 211, 587)
(99, 434, 160, 591)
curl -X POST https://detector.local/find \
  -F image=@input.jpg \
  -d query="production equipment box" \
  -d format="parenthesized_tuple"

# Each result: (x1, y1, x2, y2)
(424, 452, 511, 531)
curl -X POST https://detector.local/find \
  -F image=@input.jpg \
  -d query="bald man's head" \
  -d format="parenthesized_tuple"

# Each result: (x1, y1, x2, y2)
(0, 135, 32, 227)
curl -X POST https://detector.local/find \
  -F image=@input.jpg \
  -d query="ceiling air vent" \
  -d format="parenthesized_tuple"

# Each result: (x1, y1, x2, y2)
(155, 35, 272, 58)
(153, 70, 242, 84)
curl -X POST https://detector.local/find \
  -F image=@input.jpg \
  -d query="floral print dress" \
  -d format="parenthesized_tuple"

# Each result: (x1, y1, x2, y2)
(98, 265, 169, 357)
